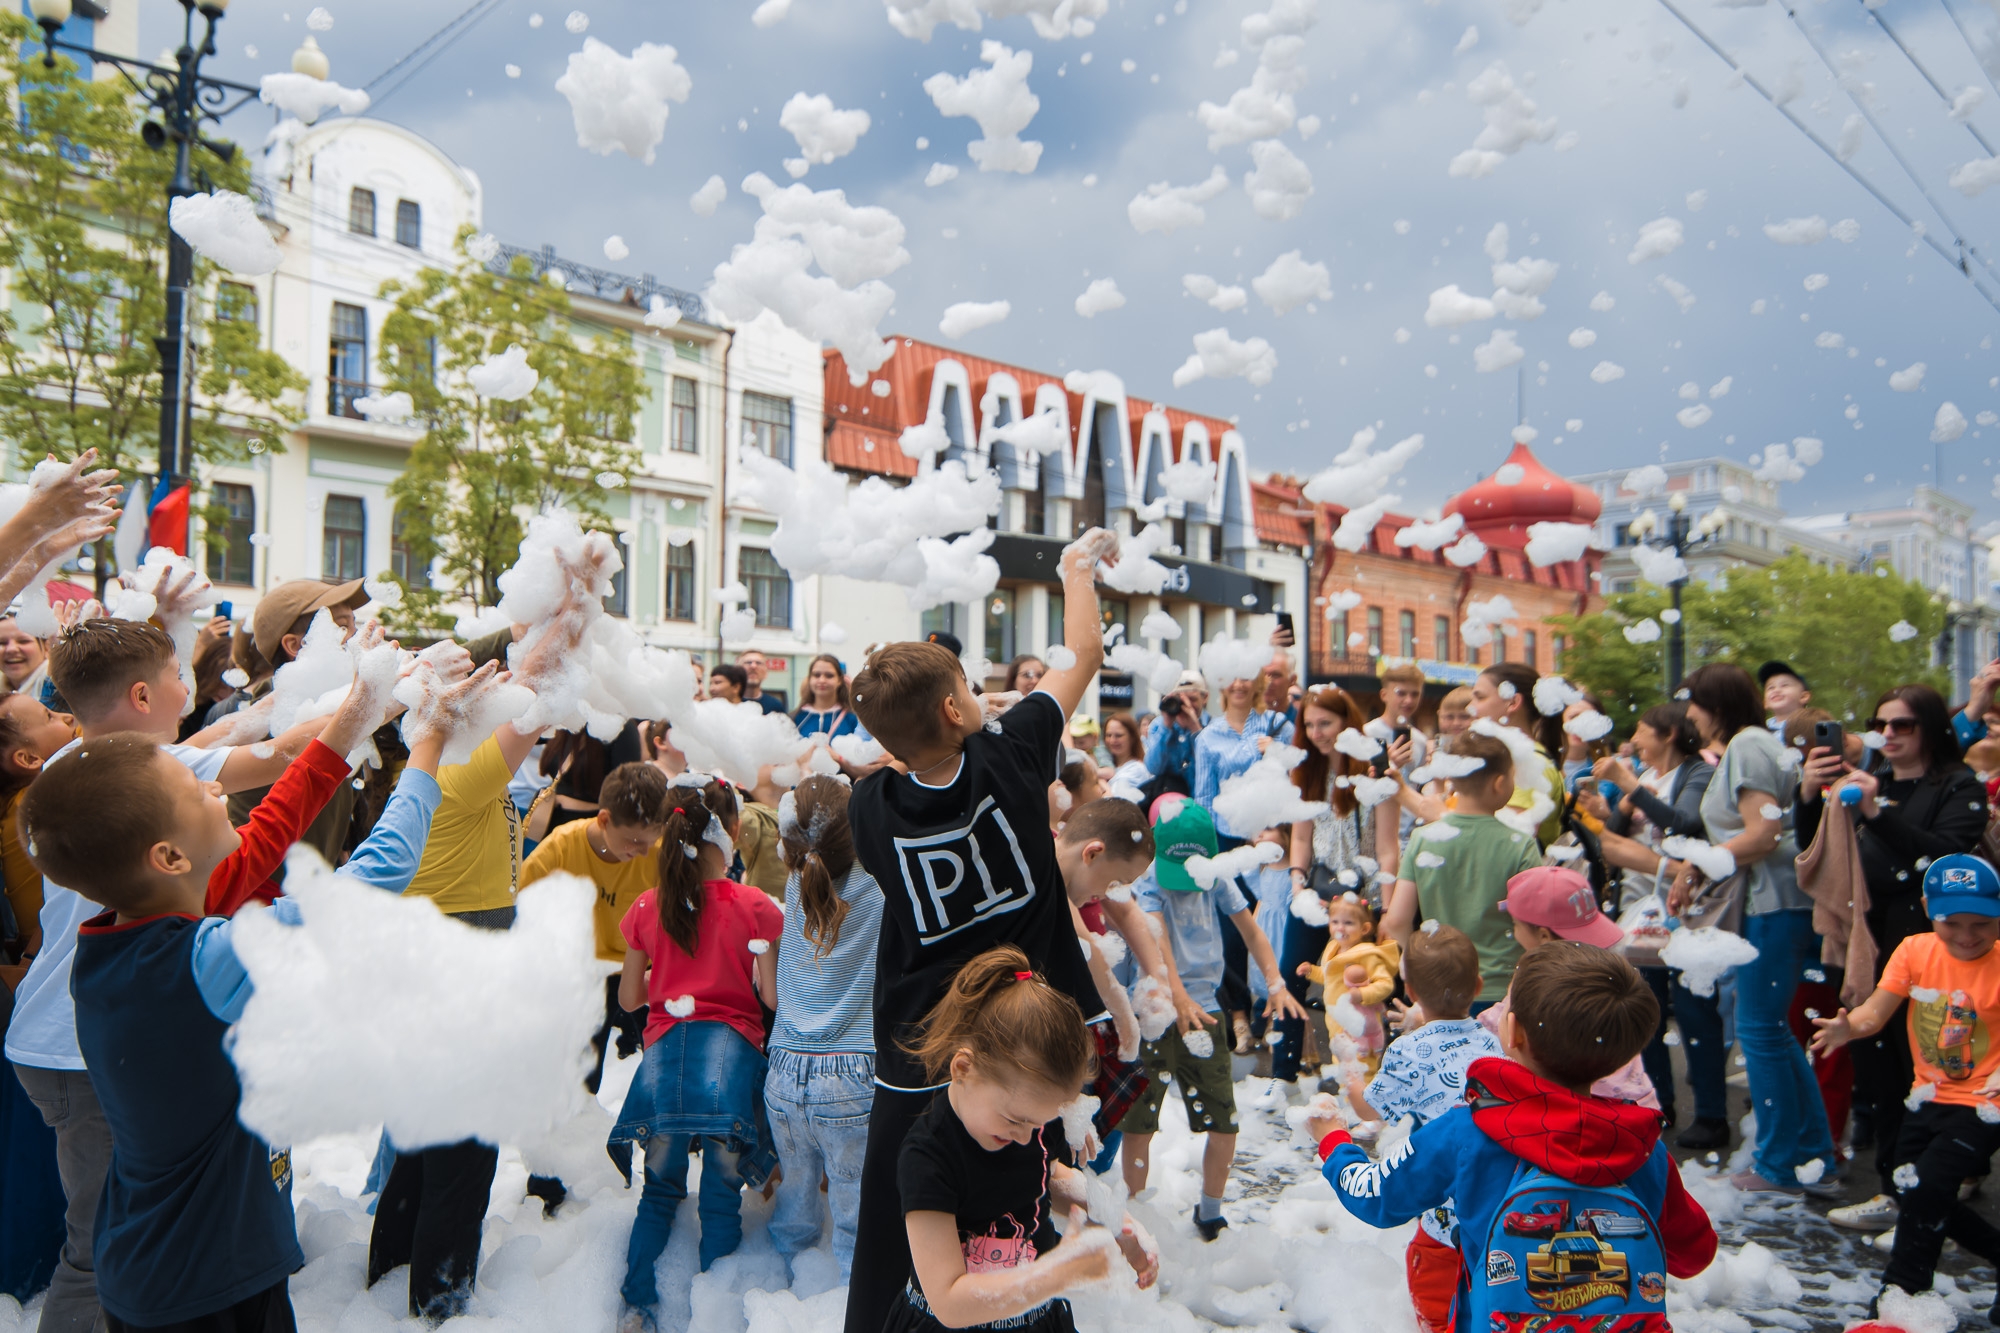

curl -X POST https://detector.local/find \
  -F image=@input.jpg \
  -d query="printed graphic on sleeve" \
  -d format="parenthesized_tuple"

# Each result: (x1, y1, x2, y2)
(890, 795, 1038, 945)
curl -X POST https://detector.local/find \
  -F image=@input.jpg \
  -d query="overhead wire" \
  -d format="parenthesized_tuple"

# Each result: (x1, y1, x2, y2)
(363, 0, 507, 107)
(1858, 0, 1997, 159)
(1934, 0, 2000, 104)
(1652, 0, 2000, 317)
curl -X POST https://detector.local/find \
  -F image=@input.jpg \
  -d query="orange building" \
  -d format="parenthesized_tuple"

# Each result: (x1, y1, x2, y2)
(1286, 441, 1605, 705)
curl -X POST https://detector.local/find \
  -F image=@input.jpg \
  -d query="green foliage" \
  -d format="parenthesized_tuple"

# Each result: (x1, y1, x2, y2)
(380, 229, 643, 627)
(1554, 554, 1951, 729)
(0, 13, 303, 574)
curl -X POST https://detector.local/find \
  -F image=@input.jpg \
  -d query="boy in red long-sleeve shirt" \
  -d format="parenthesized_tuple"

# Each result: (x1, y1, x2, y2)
(1309, 942, 1716, 1333)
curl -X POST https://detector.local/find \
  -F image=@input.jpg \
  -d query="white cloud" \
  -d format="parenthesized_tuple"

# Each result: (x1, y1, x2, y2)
(690, 174, 726, 216)
(1252, 250, 1331, 314)
(925, 162, 959, 186)
(1303, 428, 1424, 508)
(553, 39, 692, 164)
(1074, 278, 1125, 317)
(923, 41, 1043, 174)
(1173, 328, 1278, 388)
(1473, 328, 1524, 372)
(1448, 63, 1557, 178)
(1196, 0, 1315, 149)
(1183, 275, 1248, 311)
(1568, 327, 1596, 348)
(1425, 284, 1497, 327)
(1590, 361, 1626, 383)
(778, 93, 871, 169)
(1127, 165, 1230, 234)
(1889, 362, 1926, 391)
(169, 191, 282, 275)
(1590, 290, 1616, 311)
(1933, 402, 1968, 442)
(1676, 403, 1713, 428)
(1763, 215, 1828, 245)
(1628, 217, 1684, 263)
(1244, 139, 1313, 221)
(1951, 157, 2000, 197)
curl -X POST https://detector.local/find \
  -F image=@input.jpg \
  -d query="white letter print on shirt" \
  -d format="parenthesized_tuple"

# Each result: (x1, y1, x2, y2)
(893, 795, 1037, 944)
(1337, 1133, 1417, 1200)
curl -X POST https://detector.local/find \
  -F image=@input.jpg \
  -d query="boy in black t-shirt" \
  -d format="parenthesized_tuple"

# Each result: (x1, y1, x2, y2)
(844, 528, 1151, 1333)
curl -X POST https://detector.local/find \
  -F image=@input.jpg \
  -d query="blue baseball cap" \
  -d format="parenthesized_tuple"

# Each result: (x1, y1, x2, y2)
(1924, 854, 2000, 920)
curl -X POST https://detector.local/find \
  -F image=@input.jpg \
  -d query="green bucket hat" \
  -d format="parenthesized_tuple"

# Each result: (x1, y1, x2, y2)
(1152, 798, 1219, 894)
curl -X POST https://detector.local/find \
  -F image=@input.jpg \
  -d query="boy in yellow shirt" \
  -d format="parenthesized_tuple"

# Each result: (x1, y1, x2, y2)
(520, 761, 670, 1090)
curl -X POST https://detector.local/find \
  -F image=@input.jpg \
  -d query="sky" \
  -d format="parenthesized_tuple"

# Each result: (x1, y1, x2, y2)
(177, 0, 2000, 525)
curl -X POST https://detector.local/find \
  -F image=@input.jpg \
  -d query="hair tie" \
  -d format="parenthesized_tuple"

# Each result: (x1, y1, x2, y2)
(1014, 970, 1033, 982)
(672, 806, 685, 815)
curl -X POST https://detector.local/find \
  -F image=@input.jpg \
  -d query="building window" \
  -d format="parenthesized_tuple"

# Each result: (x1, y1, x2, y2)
(741, 546, 791, 628)
(206, 482, 255, 585)
(942, 384, 967, 460)
(670, 377, 699, 453)
(1552, 633, 1566, 670)
(216, 282, 258, 326)
(322, 495, 366, 580)
(1433, 615, 1451, 661)
(1523, 630, 1538, 671)
(1046, 591, 1063, 647)
(1022, 484, 1045, 536)
(1493, 631, 1508, 664)
(923, 602, 961, 643)
(1367, 607, 1384, 657)
(742, 391, 793, 465)
(390, 508, 429, 588)
(1467, 643, 1481, 666)
(1171, 515, 1187, 555)
(1076, 466, 1106, 535)
(985, 587, 1016, 665)
(1332, 612, 1350, 656)
(605, 554, 629, 617)
(1398, 609, 1416, 658)
(394, 199, 421, 249)
(348, 187, 376, 237)
(329, 301, 368, 418)
(664, 540, 697, 621)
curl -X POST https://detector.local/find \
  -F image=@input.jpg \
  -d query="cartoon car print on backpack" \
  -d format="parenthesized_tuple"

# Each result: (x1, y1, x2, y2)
(1523, 1217, 1636, 1312)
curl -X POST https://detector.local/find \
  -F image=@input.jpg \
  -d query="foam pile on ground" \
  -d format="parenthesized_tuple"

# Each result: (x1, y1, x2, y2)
(170, 192, 284, 275)
(258, 71, 370, 123)
(554, 38, 691, 163)
(709, 174, 909, 384)
(924, 41, 1043, 173)
(1659, 926, 1758, 998)
(778, 92, 870, 174)
(1213, 743, 1329, 831)
(1185, 840, 1283, 889)
(1301, 428, 1423, 508)
(231, 852, 601, 1150)
(733, 447, 1001, 610)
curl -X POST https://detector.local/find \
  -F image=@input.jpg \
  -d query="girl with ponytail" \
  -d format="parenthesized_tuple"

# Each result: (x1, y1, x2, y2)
(892, 945, 1158, 1333)
(764, 776, 885, 1282)
(610, 775, 785, 1327)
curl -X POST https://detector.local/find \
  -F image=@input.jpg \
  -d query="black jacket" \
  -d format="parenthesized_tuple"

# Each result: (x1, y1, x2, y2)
(1796, 760, 1990, 961)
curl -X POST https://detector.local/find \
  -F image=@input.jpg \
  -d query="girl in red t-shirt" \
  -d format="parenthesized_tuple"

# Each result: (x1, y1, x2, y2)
(613, 777, 782, 1331)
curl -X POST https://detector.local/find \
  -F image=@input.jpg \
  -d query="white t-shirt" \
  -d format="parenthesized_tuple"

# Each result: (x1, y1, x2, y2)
(5, 739, 235, 1071)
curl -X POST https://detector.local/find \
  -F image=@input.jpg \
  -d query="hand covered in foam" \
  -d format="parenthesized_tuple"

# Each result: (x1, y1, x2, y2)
(1060, 527, 1120, 584)
(397, 660, 536, 766)
(24, 450, 121, 533)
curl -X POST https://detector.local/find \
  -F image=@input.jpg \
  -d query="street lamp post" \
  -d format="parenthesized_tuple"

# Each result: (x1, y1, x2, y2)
(28, 0, 268, 543)
(1628, 492, 1724, 696)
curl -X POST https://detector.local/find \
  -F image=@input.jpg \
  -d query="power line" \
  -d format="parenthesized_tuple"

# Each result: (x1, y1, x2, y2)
(1782, 0, 2000, 287)
(363, 0, 506, 106)
(1935, 0, 2000, 105)
(1652, 0, 2000, 317)
(1858, 0, 1998, 159)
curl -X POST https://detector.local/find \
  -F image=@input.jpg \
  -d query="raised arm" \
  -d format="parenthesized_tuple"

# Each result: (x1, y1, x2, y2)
(1035, 530, 1116, 719)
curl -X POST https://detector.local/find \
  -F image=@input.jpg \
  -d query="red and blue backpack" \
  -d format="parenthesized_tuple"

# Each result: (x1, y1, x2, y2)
(1461, 1160, 1671, 1333)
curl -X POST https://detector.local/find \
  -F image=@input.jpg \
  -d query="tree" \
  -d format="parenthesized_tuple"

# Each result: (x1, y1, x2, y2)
(0, 13, 303, 581)
(378, 231, 644, 630)
(1554, 554, 1951, 731)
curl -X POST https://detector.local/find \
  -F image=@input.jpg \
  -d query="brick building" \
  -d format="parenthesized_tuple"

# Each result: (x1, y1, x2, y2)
(1285, 440, 1605, 712)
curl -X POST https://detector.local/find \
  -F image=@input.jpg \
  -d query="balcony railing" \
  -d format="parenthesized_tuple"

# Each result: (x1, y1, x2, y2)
(329, 377, 369, 419)
(487, 243, 707, 325)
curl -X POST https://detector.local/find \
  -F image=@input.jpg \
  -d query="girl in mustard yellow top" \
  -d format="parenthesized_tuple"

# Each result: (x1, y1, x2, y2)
(1298, 894, 1402, 1072)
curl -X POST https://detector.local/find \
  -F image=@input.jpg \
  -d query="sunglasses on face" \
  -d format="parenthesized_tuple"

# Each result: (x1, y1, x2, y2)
(1867, 716, 1920, 735)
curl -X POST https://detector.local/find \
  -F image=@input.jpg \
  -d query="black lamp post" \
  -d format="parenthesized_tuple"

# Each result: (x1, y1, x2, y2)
(29, 0, 266, 543)
(1627, 491, 1723, 695)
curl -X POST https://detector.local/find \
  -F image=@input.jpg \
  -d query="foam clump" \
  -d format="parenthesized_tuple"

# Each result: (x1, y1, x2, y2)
(1658, 927, 1758, 998)
(1212, 743, 1329, 832)
(1130, 974, 1176, 1041)
(231, 852, 601, 1150)
(1185, 840, 1283, 889)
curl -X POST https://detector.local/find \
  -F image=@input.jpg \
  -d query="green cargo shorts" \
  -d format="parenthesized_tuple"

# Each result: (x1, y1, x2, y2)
(1118, 1013, 1238, 1136)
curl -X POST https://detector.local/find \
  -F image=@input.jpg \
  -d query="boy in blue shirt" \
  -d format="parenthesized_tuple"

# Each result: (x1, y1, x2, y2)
(17, 662, 505, 1332)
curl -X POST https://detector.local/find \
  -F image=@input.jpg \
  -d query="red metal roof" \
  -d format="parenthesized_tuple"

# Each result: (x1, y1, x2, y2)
(1442, 442, 1603, 549)
(1253, 478, 1312, 549)
(823, 338, 1237, 478)
(824, 419, 916, 477)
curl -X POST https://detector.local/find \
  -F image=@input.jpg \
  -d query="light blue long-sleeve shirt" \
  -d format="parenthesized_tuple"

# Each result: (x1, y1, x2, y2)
(1193, 710, 1295, 839)
(191, 768, 442, 1023)
(1143, 714, 1202, 782)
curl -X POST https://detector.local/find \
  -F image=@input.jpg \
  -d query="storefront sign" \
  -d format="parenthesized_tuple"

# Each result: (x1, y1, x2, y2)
(987, 532, 1275, 613)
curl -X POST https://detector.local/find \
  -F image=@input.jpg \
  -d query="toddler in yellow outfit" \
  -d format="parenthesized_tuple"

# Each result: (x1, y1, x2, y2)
(1298, 893, 1401, 1072)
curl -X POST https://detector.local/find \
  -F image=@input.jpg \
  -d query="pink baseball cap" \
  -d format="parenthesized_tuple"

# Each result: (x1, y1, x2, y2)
(1499, 866, 1623, 948)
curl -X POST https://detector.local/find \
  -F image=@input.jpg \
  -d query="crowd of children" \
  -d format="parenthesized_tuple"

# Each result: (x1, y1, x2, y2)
(18, 463, 2000, 1333)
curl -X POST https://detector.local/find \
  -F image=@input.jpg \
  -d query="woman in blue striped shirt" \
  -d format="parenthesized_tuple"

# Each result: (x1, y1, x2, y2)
(764, 774, 883, 1282)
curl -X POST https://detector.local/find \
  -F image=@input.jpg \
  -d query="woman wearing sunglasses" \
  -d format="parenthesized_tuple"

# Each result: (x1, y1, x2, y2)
(1798, 683, 1991, 1236)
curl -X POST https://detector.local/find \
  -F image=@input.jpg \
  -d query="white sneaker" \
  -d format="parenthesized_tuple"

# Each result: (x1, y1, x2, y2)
(1829, 1194, 1900, 1230)
(1872, 1227, 1896, 1253)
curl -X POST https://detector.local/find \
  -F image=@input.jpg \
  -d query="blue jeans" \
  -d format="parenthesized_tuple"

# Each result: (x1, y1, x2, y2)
(621, 1134, 746, 1308)
(764, 1050, 873, 1280)
(1738, 909, 1834, 1182)
(1639, 967, 1728, 1123)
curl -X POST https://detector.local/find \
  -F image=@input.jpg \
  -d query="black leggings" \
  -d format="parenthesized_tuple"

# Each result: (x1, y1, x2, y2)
(1272, 912, 1329, 1082)
(1881, 1101, 2000, 1296)
(844, 1086, 934, 1333)
(1852, 998, 1916, 1195)
(104, 1279, 295, 1332)
(367, 1139, 499, 1321)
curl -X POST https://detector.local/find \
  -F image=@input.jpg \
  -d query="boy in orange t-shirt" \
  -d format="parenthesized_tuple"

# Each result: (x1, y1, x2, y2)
(1812, 853, 2000, 1317)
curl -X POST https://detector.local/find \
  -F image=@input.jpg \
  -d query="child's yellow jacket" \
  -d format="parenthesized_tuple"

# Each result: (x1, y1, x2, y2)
(1302, 937, 1401, 1005)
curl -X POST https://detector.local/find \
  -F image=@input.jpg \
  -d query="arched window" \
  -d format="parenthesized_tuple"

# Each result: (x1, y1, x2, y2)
(348, 187, 376, 236)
